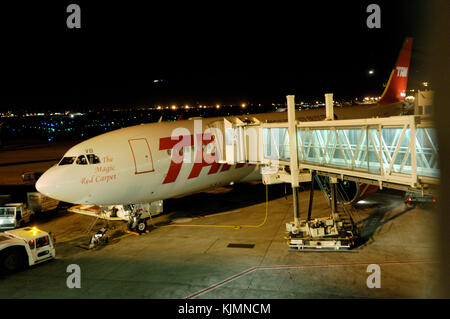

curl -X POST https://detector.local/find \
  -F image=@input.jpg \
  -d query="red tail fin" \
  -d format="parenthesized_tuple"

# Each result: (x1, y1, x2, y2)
(378, 37, 413, 105)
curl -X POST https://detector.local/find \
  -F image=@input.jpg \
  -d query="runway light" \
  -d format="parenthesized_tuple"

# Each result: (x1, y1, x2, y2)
(241, 103, 246, 108)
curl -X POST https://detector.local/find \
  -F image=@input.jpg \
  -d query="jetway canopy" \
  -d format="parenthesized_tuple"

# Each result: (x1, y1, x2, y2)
(211, 114, 439, 191)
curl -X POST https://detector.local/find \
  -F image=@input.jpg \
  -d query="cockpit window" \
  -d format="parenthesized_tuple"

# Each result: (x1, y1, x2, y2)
(86, 154, 101, 164)
(76, 155, 88, 165)
(58, 157, 76, 166)
(58, 154, 101, 166)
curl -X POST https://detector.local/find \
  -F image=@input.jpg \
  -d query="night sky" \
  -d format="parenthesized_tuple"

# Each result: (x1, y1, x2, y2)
(0, 0, 435, 111)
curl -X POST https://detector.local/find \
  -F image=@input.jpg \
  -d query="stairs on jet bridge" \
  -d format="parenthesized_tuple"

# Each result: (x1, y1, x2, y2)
(336, 203, 358, 234)
(314, 175, 357, 231)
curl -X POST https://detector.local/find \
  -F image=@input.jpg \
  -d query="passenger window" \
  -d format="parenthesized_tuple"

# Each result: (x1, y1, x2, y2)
(58, 156, 76, 165)
(36, 236, 49, 248)
(86, 154, 101, 164)
(76, 155, 88, 165)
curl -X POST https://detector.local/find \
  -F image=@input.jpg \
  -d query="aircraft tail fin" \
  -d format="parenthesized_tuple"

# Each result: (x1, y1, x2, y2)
(378, 37, 413, 105)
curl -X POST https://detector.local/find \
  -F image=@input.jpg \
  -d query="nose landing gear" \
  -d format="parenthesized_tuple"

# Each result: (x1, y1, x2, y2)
(127, 208, 149, 234)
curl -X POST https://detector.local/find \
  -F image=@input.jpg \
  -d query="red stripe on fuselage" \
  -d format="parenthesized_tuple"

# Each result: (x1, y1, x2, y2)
(220, 164, 231, 172)
(160, 134, 232, 184)
(159, 135, 194, 184)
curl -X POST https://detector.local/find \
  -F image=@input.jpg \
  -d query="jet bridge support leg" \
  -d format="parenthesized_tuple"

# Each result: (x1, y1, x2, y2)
(330, 177, 338, 217)
(293, 186, 300, 227)
(307, 171, 316, 221)
(286, 176, 358, 251)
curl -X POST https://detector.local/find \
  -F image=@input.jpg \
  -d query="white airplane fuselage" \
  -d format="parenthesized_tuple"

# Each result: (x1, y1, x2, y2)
(36, 116, 262, 205)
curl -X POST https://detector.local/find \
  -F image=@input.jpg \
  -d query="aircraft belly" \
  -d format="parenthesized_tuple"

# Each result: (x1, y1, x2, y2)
(157, 164, 256, 200)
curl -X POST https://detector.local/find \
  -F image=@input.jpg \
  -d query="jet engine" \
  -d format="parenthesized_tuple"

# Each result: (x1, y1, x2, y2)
(315, 175, 379, 205)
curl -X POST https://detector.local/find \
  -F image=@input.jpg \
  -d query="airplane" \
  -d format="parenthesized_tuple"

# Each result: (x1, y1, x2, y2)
(36, 37, 413, 233)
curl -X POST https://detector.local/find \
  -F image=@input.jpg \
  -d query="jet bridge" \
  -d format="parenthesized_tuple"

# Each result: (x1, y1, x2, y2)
(210, 95, 440, 250)
(211, 100, 439, 194)
(260, 113, 439, 192)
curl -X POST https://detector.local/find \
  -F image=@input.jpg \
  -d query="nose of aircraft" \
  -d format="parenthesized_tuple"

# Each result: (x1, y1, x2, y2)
(36, 166, 81, 203)
(36, 168, 61, 201)
(36, 165, 93, 204)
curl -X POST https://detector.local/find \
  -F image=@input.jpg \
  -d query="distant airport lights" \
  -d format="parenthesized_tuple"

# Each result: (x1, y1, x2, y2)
(362, 96, 380, 102)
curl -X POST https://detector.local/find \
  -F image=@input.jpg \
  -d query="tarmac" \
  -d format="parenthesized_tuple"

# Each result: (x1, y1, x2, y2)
(0, 141, 442, 299)
(0, 141, 77, 185)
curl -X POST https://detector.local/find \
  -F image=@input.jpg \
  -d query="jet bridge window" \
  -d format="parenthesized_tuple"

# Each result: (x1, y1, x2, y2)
(86, 154, 101, 164)
(58, 156, 76, 166)
(76, 155, 88, 165)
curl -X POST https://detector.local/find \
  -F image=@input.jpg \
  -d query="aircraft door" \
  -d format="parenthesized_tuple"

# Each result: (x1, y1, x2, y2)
(128, 138, 155, 174)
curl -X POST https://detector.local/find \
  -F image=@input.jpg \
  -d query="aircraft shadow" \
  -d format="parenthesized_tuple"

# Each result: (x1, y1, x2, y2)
(162, 182, 296, 221)
(355, 205, 414, 248)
